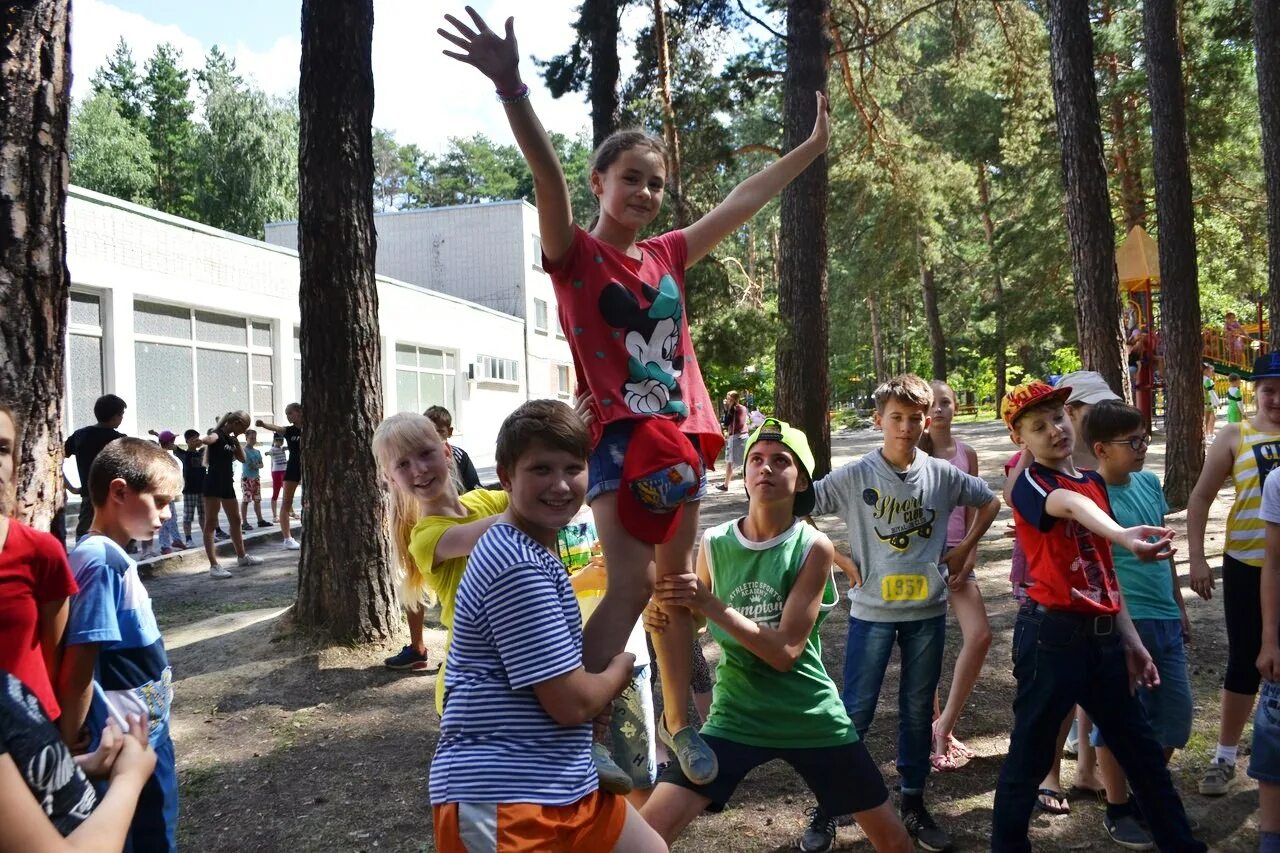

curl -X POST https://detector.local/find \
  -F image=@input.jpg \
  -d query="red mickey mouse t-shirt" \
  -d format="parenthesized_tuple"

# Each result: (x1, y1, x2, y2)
(544, 226, 724, 466)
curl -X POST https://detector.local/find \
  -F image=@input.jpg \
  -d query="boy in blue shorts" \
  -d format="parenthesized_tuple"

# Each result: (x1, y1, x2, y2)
(992, 381, 1203, 853)
(641, 419, 911, 852)
(1254, 464, 1280, 852)
(429, 400, 664, 852)
(1084, 400, 1194, 849)
(801, 375, 1000, 852)
(56, 436, 183, 851)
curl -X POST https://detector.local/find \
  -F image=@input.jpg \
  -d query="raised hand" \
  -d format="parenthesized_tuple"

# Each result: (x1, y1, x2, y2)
(438, 7, 521, 92)
(1123, 525, 1175, 562)
(809, 91, 830, 150)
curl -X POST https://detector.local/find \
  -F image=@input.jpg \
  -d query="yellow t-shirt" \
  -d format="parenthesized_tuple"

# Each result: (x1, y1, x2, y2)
(407, 488, 508, 715)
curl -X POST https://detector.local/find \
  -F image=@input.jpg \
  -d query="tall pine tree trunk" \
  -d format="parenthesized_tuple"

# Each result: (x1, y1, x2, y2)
(776, 0, 831, 476)
(652, 0, 687, 228)
(585, 0, 621, 148)
(1144, 0, 1202, 507)
(869, 291, 888, 384)
(1258, 0, 1280, 351)
(917, 234, 947, 381)
(1045, 0, 1126, 392)
(1102, 0, 1146, 230)
(977, 163, 1008, 413)
(295, 0, 396, 641)
(0, 1, 71, 529)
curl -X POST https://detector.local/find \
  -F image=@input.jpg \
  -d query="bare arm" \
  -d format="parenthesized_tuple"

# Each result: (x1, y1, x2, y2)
(681, 93, 829, 267)
(1043, 489, 1175, 562)
(831, 547, 862, 588)
(37, 600, 69, 692)
(1003, 449, 1032, 505)
(1187, 424, 1238, 599)
(657, 535, 835, 673)
(942, 496, 1001, 586)
(431, 515, 502, 567)
(55, 644, 99, 747)
(254, 420, 286, 434)
(439, 9, 575, 262)
(531, 653, 635, 726)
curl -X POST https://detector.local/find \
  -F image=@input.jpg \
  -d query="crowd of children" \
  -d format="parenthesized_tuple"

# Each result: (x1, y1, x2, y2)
(2, 7, 1279, 850)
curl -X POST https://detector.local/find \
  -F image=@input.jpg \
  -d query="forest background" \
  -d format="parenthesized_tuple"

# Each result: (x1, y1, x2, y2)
(69, 0, 1269, 417)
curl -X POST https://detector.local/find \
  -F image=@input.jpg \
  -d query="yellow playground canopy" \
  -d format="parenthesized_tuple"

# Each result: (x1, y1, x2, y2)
(1117, 225, 1160, 291)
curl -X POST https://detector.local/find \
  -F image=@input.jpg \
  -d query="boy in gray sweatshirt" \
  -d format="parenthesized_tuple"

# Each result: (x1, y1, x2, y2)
(803, 375, 999, 853)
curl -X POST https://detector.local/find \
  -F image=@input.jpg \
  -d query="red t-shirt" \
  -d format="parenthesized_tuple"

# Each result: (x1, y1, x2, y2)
(544, 227, 725, 467)
(0, 520, 78, 718)
(1010, 463, 1121, 614)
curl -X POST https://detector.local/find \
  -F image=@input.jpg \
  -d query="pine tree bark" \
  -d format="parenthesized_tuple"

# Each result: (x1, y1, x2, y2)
(977, 163, 1008, 414)
(295, 0, 397, 641)
(1257, 0, 1280, 352)
(0, 1, 71, 529)
(585, 0, 622, 148)
(869, 291, 888, 384)
(776, 0, 831, 477)
(1045, 0, 1126, 392)
(917, 234, 947, 381)
(652, 0, 688, 228)
(1101, 0, 1146, 230)
(1144, 0, 1202, 508)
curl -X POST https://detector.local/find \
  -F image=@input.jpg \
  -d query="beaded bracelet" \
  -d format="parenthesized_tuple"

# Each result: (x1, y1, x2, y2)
(497, 83, 530, 104)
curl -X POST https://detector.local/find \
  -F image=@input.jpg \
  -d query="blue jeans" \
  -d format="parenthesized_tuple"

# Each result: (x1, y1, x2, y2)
(1091, 618, 1192, 750)
(157, 501, 181, 549)
(842, 614, 945, 794)
(991, 602, 1203, 852)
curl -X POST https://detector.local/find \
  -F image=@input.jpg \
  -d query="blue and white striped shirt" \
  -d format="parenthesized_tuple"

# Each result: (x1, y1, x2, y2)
(428, 522, 595, 806)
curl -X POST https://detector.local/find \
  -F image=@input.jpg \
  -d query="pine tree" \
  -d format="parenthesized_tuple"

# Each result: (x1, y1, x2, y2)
(143, 43, 196, 217)
(91, 38, 145, 128)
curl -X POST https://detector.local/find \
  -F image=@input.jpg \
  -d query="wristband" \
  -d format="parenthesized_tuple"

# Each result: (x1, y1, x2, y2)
(497, 83, 530, 104)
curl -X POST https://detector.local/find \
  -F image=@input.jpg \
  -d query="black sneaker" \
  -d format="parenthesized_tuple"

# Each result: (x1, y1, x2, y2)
(798, 806, 836, 852)
(900, 802, 952, 852)
(1104, 812, 1154, 850)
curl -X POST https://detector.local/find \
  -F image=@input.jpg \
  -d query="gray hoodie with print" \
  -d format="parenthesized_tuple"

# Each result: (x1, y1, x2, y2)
(813, 449, 995, 622)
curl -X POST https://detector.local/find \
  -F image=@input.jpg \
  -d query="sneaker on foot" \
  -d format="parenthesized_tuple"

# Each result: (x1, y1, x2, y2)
(282, 538, 301, 551)
(384, 645, 429, 671)
(657, 720, 718, 785)
(592, 742, 633, 795)
(214, 529, 228, 540)
(900, 802, 952, 852)
(237, 554, 263, 567)
(257, 521, 273, 529)
(1198, 760, 1234, 796)
(1104, 812, 1154, 850)
(209, 565, 232, 579)
(798, 806, 836, 852)
(160, 547, 173, 556)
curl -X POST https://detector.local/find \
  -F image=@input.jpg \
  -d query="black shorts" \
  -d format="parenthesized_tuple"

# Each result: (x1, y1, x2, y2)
(284, 460, 301, 483)
(202, 479, 236, 501)
(660, 734, 888, 816)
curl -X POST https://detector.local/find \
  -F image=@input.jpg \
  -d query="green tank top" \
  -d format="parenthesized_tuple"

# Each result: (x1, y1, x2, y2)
(700, 519, 857, 748)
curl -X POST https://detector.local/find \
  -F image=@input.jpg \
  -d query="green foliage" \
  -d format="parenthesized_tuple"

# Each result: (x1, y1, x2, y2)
(143, 43, 197, 218)
(91, 38, 146, 128)
(69, 91, 156, 204)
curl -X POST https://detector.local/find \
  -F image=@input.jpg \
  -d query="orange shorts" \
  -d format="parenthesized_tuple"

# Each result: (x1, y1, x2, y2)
(433, 789, 626, 852)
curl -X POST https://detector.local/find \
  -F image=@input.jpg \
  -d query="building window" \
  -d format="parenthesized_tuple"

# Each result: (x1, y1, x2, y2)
(532, 235, 543, 271)
(133, 300, 274, 431)
(552, 305, 565, 339)
(554, 364, 573, 399)
(478, 355, 520, 384)
(293, 326, 302, 403)
(395, 343, 458, 414)
(533, 298, 548, 334)
(65, 290, 105, 431)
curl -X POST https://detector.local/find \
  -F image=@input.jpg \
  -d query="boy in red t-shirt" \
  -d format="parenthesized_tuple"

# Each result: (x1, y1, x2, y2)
(991, 381, 1203, 853)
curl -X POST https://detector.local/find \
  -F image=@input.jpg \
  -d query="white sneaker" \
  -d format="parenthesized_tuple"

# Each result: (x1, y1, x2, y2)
(209, 565, 232, 579)
(282, 538, 301, 551)
(237, 554, 264, 567)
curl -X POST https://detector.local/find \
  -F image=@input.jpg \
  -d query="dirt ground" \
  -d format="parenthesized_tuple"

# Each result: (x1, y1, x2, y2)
(154, 419, 1260, 851)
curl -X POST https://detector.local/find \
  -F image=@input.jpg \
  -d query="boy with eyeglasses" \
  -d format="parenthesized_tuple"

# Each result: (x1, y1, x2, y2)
(1083, 400, 1195, 849)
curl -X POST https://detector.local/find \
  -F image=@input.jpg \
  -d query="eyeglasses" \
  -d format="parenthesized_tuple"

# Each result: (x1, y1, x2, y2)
(1103, 435, 1151, 451)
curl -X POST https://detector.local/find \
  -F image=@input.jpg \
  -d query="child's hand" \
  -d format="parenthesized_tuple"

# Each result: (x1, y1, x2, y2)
(1259, 645, 1280, 683)
(654, 572, 707, 612)
(1189, 556, 1215, 600)
(1124, 641, 1160, 694)
(573, 390, 597, 430)
(808, 91, 830, 151)
(641, 599, 668, 634)
(111, 713, 156, 785)
(439, 7, 522, 92)
(1121, 525, 1174, 562)
(72, 719, 125, 779)
(254, 419, 265, 427)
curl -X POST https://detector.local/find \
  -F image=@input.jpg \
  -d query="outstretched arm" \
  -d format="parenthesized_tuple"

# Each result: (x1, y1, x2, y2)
(1044, 489, 1175, 562)
(254, 420, 285, 434)
(440, 8, 575, 262)
(681, 91, 830, 267)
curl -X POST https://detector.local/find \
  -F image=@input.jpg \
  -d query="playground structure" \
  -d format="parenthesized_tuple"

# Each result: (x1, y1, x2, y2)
(1116, 225, 1271, 425)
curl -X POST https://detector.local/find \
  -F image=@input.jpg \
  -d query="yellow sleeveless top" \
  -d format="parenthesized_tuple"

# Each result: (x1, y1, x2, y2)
(1225, 421, 1280, 566)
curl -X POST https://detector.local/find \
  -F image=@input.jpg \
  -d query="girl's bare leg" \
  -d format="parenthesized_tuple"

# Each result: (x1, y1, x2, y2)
(281, 481, 299, 540)
(934, 579, 992, 746)
(583, 492, 657, 672)
(407, 606, 427, 656)
(224, 499, 246, 558)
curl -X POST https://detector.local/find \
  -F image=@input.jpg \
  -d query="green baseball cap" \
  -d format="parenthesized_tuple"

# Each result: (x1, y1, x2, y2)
(744, 417, 817, 516)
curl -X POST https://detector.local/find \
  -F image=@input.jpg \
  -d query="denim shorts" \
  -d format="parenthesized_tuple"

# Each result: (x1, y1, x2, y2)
(1090, 618, 1192, 750)
(1250, 680, 1280, 784)
(609, 664, 657, 790)
(586, 420, 708, 505)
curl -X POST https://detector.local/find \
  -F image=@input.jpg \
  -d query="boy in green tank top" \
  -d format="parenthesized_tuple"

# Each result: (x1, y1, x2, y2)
(639, 419, 911, 853)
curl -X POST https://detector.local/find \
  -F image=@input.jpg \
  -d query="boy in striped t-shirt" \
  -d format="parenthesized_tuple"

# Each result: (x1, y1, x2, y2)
(429, 400, 665, 852)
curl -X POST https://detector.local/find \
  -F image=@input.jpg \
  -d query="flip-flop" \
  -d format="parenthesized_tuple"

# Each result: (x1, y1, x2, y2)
(1035, 787, 1070, 815)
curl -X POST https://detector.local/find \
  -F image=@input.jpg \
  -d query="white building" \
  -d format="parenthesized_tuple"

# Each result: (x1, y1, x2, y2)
(63, 186, 558, 479)
(264, 200, 576, 402)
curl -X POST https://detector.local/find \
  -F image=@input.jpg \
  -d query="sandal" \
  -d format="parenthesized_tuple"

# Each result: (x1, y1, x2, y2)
(946, 734, 976, 761)
(1034, 787, 1070, 815)
(930, 749, 960, 772)
(1069, 784, 1107, 803)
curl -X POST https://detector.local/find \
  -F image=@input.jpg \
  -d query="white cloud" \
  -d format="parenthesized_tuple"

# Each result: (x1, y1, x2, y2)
(70, 0, 594, 153)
